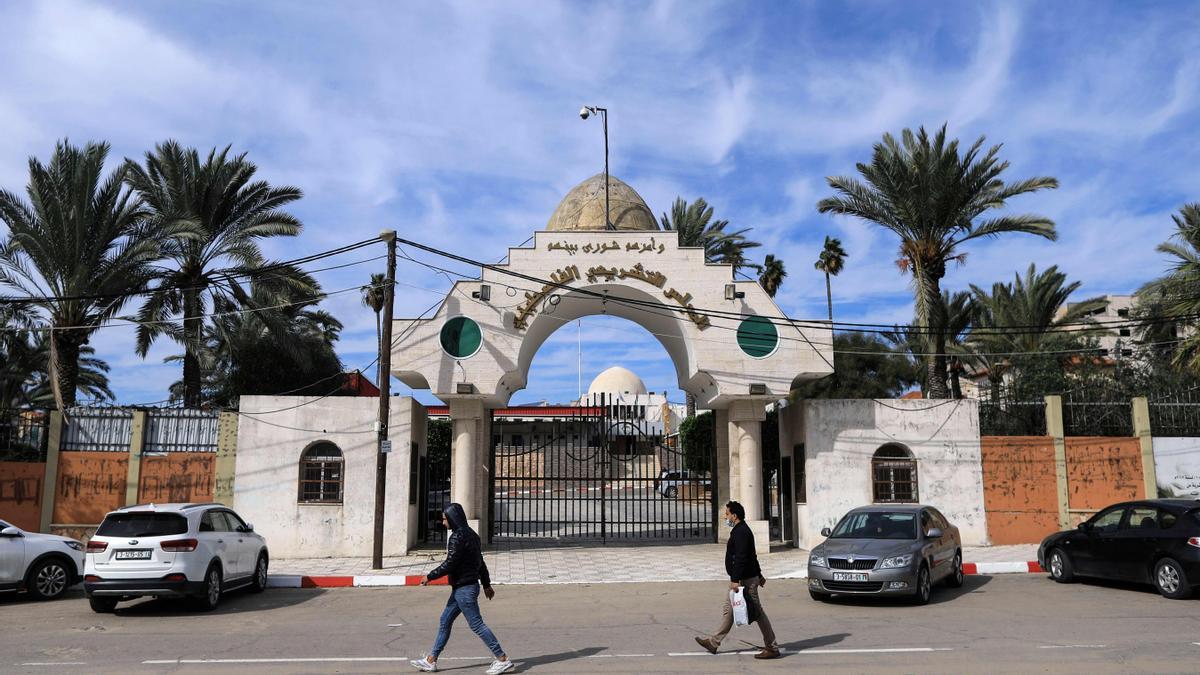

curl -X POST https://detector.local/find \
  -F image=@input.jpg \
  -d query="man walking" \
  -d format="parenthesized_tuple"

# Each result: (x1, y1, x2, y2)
(694, 500, 780, 659)
(411, 503, 515, 674)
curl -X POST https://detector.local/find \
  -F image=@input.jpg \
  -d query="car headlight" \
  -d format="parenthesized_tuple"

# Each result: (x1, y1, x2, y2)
(808, 554, 827, 568)
(64, 541, 83, 551)
(879, 554, 914, 569)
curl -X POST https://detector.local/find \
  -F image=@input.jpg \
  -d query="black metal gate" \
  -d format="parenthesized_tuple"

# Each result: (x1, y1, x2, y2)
(489, 393, 716, 543)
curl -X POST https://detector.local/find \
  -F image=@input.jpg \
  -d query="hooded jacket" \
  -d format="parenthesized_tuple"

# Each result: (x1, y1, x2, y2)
(427, 503, 491, 589)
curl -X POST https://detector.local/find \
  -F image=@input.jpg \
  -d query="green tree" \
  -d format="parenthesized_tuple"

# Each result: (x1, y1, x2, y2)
(1139, 203, 1200, 373)
(886, 290, 974, 398)
(758, 254, 787, 297)
(660, 197, 761, 417)
(427, 418, 452, 472)
(793, 333, 921, 399)
(124, 140, 306, 408)
(818, 124, 1059, 398)
(361, 272, 387, 386)
(813, 236, 847, 322)
(678, 411, 715, 474)
(0, 140, 160, 408)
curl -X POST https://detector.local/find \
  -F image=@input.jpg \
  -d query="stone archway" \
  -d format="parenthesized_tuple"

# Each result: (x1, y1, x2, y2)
(392, 174, 833, 545)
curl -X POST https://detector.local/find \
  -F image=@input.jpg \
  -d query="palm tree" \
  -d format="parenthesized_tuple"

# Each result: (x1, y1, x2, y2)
(813, 236, 847, 322)
(361, 272, 387, 386)
(968, 264, 1107, 400)
(758, 254, 787, 298)
(1139, 204, 1200, 373)
(883, 290, 973, 397)
(818, 124, 1059, 398)
(124, 140, 306, 407)
(660, 197, 762, 417)
(0, 140, 159, 409)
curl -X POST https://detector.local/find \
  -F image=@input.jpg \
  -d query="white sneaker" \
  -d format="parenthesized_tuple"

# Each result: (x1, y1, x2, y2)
(485, 659, 515, 674)
(410, 656, 438, 672)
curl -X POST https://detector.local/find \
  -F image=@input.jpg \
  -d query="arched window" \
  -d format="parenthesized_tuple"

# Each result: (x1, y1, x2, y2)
(872, 444, 917, 503)
(298, 442, 344, 504)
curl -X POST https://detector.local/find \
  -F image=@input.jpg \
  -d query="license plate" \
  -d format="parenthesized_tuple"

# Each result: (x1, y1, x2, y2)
(832, 572, 868, 582)
(115, 549, 152, 560)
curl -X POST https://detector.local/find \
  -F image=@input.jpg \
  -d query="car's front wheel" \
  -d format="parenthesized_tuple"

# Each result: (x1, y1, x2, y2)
(28, 558, 71, 600)
(193, 564, 223, 611)
(88, 596, 118, 613)
(911, 565, 932, 605)
(665, 486, 678, 498)
(1154, 558, 1193, 599)
(945, 551, 964, 588)
(1048, 548, 1075, 583)
(250, 554, 269, 593)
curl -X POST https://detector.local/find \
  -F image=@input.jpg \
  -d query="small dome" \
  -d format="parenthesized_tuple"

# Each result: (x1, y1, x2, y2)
(546, 174, 658, 232)
(587, 366, 649, 397)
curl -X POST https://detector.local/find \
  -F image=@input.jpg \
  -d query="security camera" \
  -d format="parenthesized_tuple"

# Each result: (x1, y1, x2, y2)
(579, 106, 591, 120)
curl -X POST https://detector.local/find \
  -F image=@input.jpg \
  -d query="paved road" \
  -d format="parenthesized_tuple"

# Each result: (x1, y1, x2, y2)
(4, 575, 1200, 674)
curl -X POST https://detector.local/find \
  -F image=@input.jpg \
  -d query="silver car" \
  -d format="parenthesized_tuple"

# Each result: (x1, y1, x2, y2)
(807, 505, 964, 605)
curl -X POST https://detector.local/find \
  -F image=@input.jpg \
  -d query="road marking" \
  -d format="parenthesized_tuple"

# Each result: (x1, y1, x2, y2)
(586, 654, 655, 658)
(386, 623, 405, 627)
(1038, 645, 1106, 649)
(20, 663, 87, 667)
(668, 647, 953, 657)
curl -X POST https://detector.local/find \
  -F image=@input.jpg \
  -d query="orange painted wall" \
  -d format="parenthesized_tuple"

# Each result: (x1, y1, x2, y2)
(138, 453, 215, 504)
(981, 437, 1059, 545)
(0, 461, 46, 531)
(1065, 437, 1143, 511)
(54, 452, 128, 525)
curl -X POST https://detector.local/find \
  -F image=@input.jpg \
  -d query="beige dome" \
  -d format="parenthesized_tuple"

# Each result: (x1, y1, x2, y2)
(587, 366, 649, 397)
(546, 174, 658, 232)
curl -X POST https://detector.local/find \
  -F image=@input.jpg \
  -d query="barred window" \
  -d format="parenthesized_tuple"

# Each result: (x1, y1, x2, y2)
(298, 442, 344, 504)
(872, 444, 917, 504)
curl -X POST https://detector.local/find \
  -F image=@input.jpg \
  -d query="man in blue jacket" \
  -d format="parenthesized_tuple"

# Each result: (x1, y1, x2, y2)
(694, 500, 780, 659)
(411, 503, 514, 674)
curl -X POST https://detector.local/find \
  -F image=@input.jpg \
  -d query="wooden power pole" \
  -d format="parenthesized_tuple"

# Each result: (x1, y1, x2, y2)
(372, 230, 397, 569)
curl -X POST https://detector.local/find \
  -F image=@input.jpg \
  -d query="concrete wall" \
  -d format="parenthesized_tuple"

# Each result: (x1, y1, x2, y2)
(137, 453, 215, 504)
(785, 399, 989, 549)
(1152, 437, 1200, 498)
(980, 437, 1058, 545)
(53, 451, 128, 526)
(235, 396, 425, 558)
(1064, 437, 1143, 521)
(0, 461, 45, 531)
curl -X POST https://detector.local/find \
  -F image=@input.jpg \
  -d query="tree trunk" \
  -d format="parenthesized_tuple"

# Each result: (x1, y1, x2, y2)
(825, 272, 833, 323)
(916, 266, 950, 400)
(685, 392, 696, 419)
(51, 330, 83, 409)
(183, 288, 202, 408)
(949, 358, 962, 399)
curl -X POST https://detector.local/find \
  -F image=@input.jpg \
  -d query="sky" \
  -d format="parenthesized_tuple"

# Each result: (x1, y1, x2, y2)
(1, 0, 1199, 408)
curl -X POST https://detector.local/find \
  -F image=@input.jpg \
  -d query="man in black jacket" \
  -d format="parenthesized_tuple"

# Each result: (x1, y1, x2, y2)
(694, 500, 780, 659)
(411, 503, 514, 674)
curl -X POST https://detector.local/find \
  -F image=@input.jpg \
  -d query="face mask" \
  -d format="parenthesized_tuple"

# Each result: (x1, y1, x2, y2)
(724, 518, 735, 528)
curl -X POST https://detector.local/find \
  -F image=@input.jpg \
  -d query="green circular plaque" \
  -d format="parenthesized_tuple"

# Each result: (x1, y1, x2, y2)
(440, 317, 482, 359)
(737, 315, 778, 358)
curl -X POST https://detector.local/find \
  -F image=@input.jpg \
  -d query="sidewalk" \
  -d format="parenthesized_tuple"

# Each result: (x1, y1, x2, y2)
(268, 542, 1041, 588)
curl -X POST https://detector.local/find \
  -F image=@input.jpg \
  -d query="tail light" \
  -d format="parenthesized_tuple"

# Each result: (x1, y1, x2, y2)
(163, 573, 187, 582)
(160, 538, 198, 552)
(1187, 537, 1200, 549)
(86, 540, 108, 554)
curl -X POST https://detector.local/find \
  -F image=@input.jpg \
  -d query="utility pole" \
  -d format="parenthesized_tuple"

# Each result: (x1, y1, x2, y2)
(579, 105, 611, 230)
(372, 230, 397, 570)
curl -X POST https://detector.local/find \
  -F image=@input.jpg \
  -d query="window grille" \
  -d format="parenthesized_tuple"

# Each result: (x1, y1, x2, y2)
(872, 445, 917, 503)
(298, 442, 344, 504)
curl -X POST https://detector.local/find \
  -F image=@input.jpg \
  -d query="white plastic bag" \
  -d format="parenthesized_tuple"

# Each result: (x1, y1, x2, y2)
(730, 587, 750, 626)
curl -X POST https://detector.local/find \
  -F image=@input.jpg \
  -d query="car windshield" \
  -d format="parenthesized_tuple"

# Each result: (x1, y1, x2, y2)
(831, 511, 917, 540)
(96, 512, 188, 537)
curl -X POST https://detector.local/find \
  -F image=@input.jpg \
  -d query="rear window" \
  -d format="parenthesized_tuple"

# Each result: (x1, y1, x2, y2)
(96, 512, 188, 537)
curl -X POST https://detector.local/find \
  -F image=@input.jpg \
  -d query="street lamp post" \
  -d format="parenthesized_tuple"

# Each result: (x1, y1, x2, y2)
(579, 105, 612, 230)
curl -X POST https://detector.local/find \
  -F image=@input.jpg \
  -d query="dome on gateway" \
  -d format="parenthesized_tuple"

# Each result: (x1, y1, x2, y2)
(546, 174, 659, 232)
(587, 366, 649, 396)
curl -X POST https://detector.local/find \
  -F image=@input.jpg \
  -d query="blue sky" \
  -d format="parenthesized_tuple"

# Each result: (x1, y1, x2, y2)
(1, 1, 1199, 408)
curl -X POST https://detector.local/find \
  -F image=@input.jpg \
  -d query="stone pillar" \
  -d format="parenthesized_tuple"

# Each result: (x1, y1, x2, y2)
(1131, 397, 1156, 499)
(715, 408, 731, 543)
(1045, 395, 1070, 531)
(214, 411, 239, 506)
(124, 410, 148, 507)
(728, 398, 769, 554)
(39, 411, 64, 533)
(449, 399, 486, 533)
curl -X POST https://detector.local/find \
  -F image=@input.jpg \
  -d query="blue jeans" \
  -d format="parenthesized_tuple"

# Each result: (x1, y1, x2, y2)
(431, 583, 505, 659)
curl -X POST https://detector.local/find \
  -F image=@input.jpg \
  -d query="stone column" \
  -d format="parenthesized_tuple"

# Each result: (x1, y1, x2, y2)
(727, 398, 769, 554)
(714, 408, 731, 543)
(448, 398, 486, 533)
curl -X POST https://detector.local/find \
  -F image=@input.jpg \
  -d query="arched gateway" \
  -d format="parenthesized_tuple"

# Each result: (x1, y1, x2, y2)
(393, 174, 833, 547)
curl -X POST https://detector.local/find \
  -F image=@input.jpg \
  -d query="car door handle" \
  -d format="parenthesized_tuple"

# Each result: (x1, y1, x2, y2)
(217, 539, 224, 544)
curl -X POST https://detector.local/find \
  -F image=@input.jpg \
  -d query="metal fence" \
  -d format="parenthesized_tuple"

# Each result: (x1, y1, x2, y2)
(1063, 389, 1133, 437)
(61, 408, 133, 452)
(979, 384, 1048, 436)
(1148, 387, 1200, 437)
(0, 409, 50, 461)
(145, 409, 220, 453)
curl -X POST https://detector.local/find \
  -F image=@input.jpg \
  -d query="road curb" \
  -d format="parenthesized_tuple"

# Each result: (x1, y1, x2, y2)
(267, 561, 1045, 588)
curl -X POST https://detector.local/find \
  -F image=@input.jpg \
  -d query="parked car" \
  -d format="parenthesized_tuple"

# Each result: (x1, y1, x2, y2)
(0, 518, 85, 600)
(654, 470, 710, 498)
(84, 503, 269, 613)
(807, 505, 963, 605)
(1039, 499, 1200, 599)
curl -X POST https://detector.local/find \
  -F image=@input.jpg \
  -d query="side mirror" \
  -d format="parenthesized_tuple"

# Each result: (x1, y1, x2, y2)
(820, 527, 832, 538)
(241, 523, 255, 533)
(0, 526, 21, 537)
(1077, 522, 1091, 531)
(926, 528, 943, 539)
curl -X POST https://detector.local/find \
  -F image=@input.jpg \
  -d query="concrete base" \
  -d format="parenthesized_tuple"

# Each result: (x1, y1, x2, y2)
(748, 519, 770, 555)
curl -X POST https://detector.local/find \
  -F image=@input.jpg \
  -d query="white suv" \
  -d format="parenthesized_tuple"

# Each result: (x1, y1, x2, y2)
(84, 503, 269, 613)
(0, 519, 85, 600)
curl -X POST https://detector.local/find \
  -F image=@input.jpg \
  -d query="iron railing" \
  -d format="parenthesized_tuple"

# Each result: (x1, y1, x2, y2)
(0, 409, 49, 462)
(1149, 387, 1200, 437)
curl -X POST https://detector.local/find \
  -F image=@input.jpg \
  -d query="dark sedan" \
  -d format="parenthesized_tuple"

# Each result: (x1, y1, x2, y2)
(1038, 499, 1200, 599)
